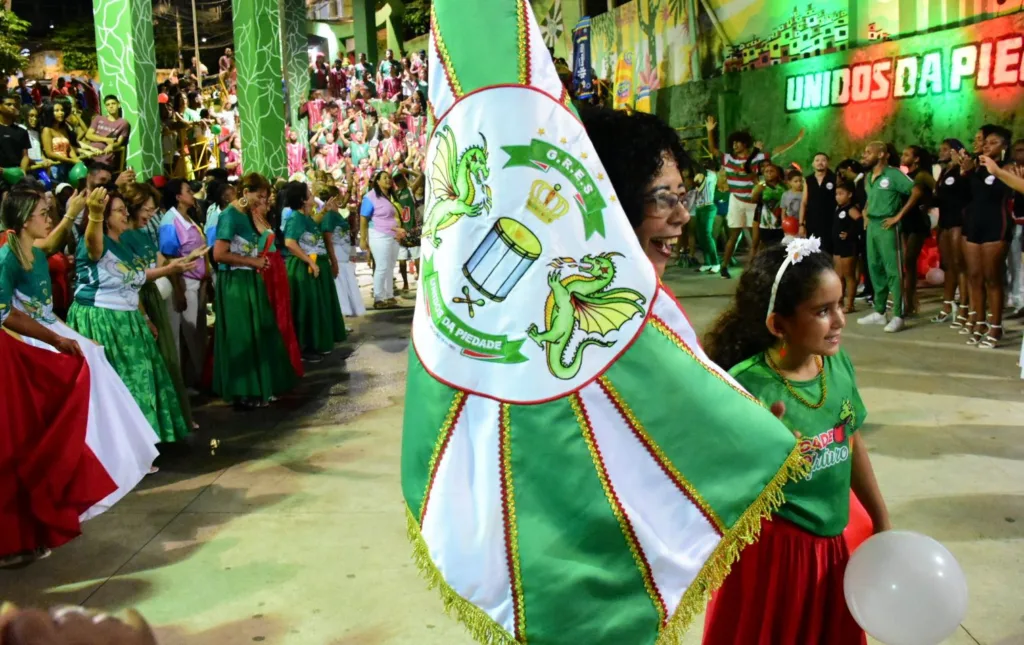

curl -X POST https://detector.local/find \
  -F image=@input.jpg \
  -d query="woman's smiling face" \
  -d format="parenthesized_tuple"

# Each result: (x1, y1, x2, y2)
(636, 153, 690, 278)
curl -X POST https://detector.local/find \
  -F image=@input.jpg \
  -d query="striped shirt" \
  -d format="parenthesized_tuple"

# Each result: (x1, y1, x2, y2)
(722, 151, 769, 204)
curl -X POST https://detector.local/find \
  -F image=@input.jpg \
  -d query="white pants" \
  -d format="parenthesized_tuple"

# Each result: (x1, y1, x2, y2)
(369, 229, 399, 302)
(166, 276, 206, 382)
(1007, 223, 1024, 310)
(332, 240, 367, 317)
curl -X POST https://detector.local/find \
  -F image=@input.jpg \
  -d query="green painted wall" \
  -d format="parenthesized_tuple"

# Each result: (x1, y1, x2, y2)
(656, 11, 1024, 167)
(281, 0, 310, 129)
(92, 0, 162, 178)
(232, 0, 287, 178)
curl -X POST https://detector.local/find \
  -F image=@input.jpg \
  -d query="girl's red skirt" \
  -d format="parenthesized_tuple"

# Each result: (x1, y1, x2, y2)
(703, 516, 866, 645)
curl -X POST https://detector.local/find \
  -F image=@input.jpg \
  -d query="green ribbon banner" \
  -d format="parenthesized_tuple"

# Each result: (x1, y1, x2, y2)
(421, 259, 528, 364)
(502, 139, 607, 239)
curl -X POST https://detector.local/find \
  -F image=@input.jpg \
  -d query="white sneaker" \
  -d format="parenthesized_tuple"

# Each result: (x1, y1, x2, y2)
(884, 317, 905, 333)
(858, 311, 887, 325)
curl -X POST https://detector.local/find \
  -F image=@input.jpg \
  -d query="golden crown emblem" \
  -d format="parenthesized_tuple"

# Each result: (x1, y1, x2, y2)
(526, 179, 571, 224)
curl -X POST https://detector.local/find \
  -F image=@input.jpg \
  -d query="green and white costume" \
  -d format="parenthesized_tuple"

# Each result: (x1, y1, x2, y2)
(401, 3, 807, 644)
(68, 235, 189, 444)
(284, 212, 346, 353)
(121, 228, 195, 430)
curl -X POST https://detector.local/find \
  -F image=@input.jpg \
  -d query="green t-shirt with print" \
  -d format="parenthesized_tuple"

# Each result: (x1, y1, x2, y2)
(865, 166, 913, 218)
(121, 228, 159, 270)
(215, 205, 260, 271)
(0, 245, 55, 323)
(729, 349, 868, 537)
(284, 212, 327, 256)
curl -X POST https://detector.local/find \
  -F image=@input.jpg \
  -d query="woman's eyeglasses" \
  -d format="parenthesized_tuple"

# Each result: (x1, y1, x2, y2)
(644, 189, 688, 214)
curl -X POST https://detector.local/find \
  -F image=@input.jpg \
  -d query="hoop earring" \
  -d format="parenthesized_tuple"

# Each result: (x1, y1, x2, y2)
(238, 196, 249, 209)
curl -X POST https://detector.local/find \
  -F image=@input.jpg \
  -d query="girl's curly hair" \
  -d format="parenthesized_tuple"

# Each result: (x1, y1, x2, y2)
(579, 106, 691, 229)
(703, 244, 836, 371)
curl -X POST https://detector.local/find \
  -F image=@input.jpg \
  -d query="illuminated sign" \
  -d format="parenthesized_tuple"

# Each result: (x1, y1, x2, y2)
(784, 33, 1023, 112)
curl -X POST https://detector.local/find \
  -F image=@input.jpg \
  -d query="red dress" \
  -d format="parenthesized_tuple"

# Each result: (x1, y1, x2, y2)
(0, 330, 116, 558)
(47, 252, 73, 320)
(262, 247, 305, 378)
(702, 516, 867, 645)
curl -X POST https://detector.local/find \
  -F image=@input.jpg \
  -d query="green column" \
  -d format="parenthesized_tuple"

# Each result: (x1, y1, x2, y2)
(280, 0, 310, 132)
(92, 0, 162, 179)
(352, 0, 378, 65)
(232, 0, 287, 179)
(899, 0, 917, 36)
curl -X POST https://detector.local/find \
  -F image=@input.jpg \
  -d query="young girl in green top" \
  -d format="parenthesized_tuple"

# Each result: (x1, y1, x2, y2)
(282, 180, 346, 358)
(67, 187, 192, 446)
(212, 173, 298, 408)
(702, 237, 889, 645)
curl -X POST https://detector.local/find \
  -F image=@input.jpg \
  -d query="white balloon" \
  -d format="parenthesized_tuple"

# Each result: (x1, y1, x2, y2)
(844, 531, 968, 645)
(925, 267, 944, 286)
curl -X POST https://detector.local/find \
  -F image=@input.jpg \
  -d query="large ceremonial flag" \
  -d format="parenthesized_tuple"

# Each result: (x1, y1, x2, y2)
(402, 2, 807, 643)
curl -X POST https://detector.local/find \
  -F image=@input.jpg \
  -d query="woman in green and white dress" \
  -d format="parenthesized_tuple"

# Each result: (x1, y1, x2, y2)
(67, 187, 192, 445)
(282, 181, 346, 358)
(120, 182, 198, 431)
(212, 172, 298, 408)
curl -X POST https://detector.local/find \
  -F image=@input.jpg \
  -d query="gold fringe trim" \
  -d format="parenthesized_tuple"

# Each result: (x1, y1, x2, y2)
(515, 0, 530, 86)
(406, 506, 522, 645)
(499, 404, 527, 640)
(654, 444, 812, 645)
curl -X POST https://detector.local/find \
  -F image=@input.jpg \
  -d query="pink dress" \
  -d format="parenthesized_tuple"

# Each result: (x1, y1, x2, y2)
(286, 143, 306, 176)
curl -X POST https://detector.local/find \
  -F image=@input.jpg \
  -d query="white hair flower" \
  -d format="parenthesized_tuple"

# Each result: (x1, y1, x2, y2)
(767, 236, 823, 320)
(784, 236, 822, 265)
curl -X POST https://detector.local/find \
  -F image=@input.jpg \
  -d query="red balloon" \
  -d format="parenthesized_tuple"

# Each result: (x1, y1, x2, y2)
(157, 93, 169, 105)
(844, 490, 874, 553)
(782, 216, 800, 236)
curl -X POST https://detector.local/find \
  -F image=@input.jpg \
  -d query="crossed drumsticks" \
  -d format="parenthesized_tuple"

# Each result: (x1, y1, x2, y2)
(452, 285, 485, 318)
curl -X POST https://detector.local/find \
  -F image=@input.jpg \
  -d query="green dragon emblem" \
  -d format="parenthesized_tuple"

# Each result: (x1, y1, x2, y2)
(839, 399, 856, 427)
(526, 253, 646, 380)
(422, 125, 493, 247)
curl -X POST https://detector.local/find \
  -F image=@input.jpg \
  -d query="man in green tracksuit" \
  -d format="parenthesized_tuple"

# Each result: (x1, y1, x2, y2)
(858, 142, 913, 333)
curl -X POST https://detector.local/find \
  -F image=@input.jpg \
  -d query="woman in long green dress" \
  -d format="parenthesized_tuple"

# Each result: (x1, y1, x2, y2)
(211, 173, 298, 408)
(66, 187, 192, 443)
(120, 182, 198, 430)
(282, 181, 346, 358)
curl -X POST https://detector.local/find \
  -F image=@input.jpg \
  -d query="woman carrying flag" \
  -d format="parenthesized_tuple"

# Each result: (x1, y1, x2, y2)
(0, 185, 161, 519)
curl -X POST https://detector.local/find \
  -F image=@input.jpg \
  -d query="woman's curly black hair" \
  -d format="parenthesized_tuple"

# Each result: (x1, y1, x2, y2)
(703, 244, 836, 371)
(579, 106, 691, 230)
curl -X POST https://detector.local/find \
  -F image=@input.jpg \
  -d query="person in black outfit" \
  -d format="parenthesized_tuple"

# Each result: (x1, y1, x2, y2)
(0, 91, 31, 187)
(898, 145, 936, 316)
(953, 124, 1015, 348)
(933, 138, 972, 326)
(837, 158, 871, 304)
(799, 152, 837, 253)
(833, 181, 863, 312)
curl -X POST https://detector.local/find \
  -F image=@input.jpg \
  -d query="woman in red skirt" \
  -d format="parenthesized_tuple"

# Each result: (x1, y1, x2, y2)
(0, 304, 114, 566)
(702, 238, 890, 645)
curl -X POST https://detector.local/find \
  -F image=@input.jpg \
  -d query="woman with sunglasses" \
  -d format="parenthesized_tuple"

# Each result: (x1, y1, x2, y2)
(359, 170, 407, 309)
(211, 172, 298, 408)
